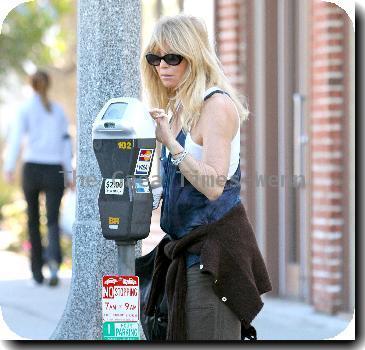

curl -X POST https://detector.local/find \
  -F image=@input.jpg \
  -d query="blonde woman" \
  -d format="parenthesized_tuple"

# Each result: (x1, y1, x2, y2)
(141, 14, 271, 341)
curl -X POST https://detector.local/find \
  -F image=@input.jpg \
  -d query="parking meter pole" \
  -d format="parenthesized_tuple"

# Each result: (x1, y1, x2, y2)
(92, 98, 155, 340)
(116, 241, 136, 275)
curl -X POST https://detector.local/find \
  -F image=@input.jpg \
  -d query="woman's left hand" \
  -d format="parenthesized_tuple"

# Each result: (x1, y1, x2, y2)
(149, 108, 174, 146)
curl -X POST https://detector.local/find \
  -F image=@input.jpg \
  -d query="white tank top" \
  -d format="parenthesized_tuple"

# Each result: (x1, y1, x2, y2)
(167, 86, 240, 180)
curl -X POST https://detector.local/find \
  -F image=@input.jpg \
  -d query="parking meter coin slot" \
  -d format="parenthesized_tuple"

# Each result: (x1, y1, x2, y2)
(104, 122, 115, 128)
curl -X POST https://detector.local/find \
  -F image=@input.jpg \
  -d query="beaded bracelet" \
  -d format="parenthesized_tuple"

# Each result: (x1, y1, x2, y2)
(170, 151, 184, 165)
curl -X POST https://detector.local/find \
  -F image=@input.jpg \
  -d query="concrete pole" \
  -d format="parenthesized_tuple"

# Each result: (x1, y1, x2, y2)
(51, 0, 143, 340)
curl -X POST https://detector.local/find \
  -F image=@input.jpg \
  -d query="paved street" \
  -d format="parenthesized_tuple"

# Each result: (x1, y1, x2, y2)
(0, 208, 353, 341)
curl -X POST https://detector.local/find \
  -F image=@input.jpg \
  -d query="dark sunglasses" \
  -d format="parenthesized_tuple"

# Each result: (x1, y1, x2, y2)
(145, 53, 184, 66)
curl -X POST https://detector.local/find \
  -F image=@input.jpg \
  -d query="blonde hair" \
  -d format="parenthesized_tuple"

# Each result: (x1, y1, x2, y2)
(140, 14, 249, 133)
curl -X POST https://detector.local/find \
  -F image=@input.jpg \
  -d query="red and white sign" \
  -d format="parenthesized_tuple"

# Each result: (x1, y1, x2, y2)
(102, 275, 139, 322)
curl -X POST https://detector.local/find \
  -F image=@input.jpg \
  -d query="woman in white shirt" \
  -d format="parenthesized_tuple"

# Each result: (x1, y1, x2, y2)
(3, 70, 73, 286)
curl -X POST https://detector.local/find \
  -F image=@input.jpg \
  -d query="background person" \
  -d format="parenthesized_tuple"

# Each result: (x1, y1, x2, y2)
(141, 14, 271, 340)
(3, 70, 73, 286)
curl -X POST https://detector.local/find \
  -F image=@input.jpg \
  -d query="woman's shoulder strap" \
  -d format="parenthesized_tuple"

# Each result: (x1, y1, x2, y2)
(203, 86, 230, 101)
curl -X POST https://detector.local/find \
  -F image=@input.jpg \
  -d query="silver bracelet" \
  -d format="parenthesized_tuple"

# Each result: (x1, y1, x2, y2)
(170, 150, 186, 165)
(171, 150, 188, 166)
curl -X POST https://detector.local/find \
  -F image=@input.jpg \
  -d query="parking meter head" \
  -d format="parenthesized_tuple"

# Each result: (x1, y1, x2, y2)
(92, 97, 156, 242)
(92, 97, 156, 178)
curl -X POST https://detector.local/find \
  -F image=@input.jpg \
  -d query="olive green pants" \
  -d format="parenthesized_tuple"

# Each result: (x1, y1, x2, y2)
(185, 264, 241, 340)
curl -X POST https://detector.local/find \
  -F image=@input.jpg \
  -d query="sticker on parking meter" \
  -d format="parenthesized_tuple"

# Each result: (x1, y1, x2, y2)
(134, 162, 150, 175)
(135, 178, 150, 193)
(102, 276, 139, 322)
(108, 217, 120, 230)
(102, 322, 140, 340)
(138, 149, 154, 162)
(105, 178, 124, 195)
(134, 149, 154, 175)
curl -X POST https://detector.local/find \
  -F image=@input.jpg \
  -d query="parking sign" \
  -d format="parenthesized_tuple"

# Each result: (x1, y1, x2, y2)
(102, 275, 139, 322)
(102, 322, 140, 340)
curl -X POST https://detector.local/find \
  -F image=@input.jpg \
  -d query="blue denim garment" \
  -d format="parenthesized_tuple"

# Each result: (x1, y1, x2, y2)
(160, 128, 242, 268)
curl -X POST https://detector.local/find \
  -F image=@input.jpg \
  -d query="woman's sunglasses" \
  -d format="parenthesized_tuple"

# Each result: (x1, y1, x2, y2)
(145, 53, 184, 66)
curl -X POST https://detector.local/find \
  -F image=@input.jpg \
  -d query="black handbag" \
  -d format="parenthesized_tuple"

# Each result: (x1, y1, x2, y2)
(135, 242, 168, 341)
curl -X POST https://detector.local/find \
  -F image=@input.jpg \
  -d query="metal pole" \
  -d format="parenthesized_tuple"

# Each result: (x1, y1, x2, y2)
(294, 93, 309, 301)
(116, 241, 136, 275)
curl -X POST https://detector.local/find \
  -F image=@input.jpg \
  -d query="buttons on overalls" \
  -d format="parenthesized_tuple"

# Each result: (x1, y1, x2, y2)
(200, 264, 204, 270)
(222, 297, 227, 302)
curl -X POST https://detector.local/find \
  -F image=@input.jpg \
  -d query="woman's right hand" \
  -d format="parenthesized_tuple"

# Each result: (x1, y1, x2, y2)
(149, 108, 174, 146)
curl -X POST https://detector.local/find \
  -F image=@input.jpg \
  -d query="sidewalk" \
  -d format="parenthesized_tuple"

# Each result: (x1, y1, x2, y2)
(0, 209, 353, 340)
(0, 250, 71, 340)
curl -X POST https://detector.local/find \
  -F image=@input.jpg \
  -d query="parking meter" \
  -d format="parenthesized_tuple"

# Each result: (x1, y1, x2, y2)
(92, 97, 156, 274)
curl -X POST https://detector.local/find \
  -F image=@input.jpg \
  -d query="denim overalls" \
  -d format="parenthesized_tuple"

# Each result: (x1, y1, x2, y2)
(159, 91, 242, 268)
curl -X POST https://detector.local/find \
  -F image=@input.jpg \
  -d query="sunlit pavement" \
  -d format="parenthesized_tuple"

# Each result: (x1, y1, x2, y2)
(0, 250, 71, 340)
(0, 208, 353, 340)
(254, 296, 353, 340)
(0, 208, 165, 340)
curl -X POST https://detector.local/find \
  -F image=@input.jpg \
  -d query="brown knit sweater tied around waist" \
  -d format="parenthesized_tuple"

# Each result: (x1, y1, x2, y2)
(145, 201, 272, 341)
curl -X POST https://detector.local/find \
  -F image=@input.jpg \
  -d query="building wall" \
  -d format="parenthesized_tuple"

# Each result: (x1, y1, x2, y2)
(214, 0, 353, 314)
(309, 0, 353, 314)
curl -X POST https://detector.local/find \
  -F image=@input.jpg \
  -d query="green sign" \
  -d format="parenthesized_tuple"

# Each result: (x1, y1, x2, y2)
(102, 322, 140, 340)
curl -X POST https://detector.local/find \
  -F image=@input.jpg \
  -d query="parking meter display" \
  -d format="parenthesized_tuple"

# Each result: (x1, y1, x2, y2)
(102, 275, 139, 322)
(102, 102, 128, 120)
